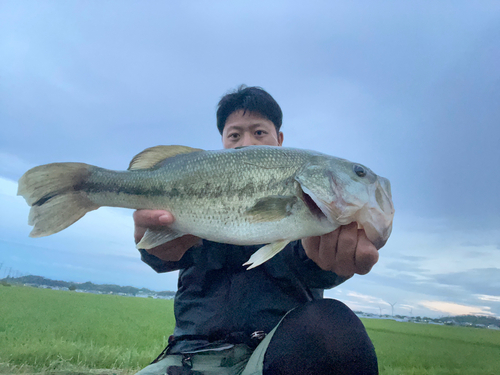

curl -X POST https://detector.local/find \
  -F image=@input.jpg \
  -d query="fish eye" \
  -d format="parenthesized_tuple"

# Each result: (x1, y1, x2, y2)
(353, 165, 367, 177)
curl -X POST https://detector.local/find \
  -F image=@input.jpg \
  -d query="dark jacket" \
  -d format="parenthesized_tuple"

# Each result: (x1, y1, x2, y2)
(140, 240, 346, 353)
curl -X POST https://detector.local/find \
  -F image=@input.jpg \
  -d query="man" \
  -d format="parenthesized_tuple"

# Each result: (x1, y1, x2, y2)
(135, 86, 380, 375)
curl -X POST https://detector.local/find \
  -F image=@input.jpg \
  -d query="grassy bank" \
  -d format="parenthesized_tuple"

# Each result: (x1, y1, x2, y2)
(1, 285, 499, 374)
(365, 318, 500, 374)
(0, 285, 174, 373)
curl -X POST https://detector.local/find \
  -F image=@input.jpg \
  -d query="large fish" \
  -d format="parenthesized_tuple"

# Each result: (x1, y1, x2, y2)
(18, 145, 394, 269)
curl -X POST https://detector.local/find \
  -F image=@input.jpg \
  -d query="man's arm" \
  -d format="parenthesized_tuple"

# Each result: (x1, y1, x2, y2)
(301, 222, 379, 278)
(134, 210, 200, 262)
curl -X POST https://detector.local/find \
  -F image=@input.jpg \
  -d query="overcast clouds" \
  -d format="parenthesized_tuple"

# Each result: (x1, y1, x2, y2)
(1, 1, 499, 318)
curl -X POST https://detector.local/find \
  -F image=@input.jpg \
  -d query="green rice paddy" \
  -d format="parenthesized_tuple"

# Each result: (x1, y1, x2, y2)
(1, 285, 499, 374)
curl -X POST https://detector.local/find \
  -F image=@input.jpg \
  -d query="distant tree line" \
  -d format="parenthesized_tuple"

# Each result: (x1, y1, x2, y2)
(1, 275, 175, 297)
(354, 311, 500, 327)
(438, 315, 500, 327)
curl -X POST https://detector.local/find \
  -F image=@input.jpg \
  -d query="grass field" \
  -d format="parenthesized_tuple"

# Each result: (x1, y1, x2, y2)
(365, 319, 500, 374)
(0, 285, 173, 374)
(1, 285, 499, 374)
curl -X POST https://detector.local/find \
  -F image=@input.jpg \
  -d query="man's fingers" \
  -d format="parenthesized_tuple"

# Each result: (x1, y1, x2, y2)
(303, 224, 379, 277)
(353, 230, 379, 275)
(333, 222, 358, 277)
(146, 235, 200, 262)
(133, 209, 199, 261)
(317, 230, 339, 271)
(133, 210, 174, 244)
(133, 210, 174, 227)
(302, 235, 321, 264)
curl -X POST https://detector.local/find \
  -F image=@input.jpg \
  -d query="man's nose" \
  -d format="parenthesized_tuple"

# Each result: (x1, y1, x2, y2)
(240, 133, 257, 146)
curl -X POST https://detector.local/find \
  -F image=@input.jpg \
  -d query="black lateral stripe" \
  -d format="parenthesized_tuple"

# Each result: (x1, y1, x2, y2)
(77, 181, 166, 197)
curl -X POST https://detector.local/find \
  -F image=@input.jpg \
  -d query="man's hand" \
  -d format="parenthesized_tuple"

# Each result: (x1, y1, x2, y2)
(134, 210, 200, 262)
(301, 222, 379, 278)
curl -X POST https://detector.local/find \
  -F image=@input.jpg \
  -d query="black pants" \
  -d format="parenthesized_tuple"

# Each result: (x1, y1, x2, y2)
(262, 299, 378, 375)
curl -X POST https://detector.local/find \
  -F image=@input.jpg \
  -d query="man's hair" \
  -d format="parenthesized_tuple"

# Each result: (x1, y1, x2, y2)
(216, 85, 283, 135)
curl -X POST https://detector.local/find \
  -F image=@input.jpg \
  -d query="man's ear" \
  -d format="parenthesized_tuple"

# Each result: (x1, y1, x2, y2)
(278, 131, 284, 146)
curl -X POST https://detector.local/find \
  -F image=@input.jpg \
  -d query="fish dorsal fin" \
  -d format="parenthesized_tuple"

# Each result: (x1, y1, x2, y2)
(128, 145, 203, 170)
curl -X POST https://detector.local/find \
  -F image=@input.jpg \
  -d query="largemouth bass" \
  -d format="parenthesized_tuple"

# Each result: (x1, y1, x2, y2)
(18, 145, 395, 269)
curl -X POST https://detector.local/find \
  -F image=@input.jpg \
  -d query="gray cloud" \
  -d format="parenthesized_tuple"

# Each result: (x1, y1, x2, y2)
(433, 268, 500, 297)
(397, 255, 427, 262)
(383, 261, 428, 274)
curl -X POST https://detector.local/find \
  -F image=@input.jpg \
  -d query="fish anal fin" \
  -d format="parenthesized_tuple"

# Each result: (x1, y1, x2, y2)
(245, 195, 298, 223)
(136, 227, 185, 249)
(243, 240, 290, 269)
(128, 145, 203, 170)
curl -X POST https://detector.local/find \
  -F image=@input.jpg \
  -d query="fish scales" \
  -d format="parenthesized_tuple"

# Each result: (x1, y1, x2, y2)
(88, 149, 297, 203)
(126, 148, 315, 244)
(18, 145, 394, 268)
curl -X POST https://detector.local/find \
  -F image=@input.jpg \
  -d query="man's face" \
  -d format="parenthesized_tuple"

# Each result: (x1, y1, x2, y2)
(222, 110, 284, 149)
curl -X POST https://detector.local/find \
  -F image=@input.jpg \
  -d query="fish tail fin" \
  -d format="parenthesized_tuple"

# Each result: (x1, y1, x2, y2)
(17, 163, 99, 237)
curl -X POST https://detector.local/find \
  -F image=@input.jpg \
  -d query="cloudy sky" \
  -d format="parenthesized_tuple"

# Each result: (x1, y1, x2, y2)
(1, 1, 499, 319)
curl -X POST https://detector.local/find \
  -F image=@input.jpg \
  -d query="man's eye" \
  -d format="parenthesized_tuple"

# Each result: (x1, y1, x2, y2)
(229, 133, 240, 139)
(255, 130, 266, 136)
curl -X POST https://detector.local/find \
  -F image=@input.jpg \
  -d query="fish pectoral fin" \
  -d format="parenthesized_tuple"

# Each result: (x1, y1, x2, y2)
(243, 240, 290, 269)
(136, 227, 184, 249)
(128, 145, 203, 170)
(245, 196, 298, 223)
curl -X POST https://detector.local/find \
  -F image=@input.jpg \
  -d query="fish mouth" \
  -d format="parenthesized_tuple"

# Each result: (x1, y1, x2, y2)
(357, 217, 393, 250)
(355, 178, 395, 249)
(299, 185, 351, 225)
(298, 174, 355, 225)
(300, 174, 394, 250)
(301, 190, 328, 221)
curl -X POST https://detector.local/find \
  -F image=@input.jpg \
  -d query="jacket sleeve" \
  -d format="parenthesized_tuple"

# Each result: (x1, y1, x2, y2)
(285, 240, 348, 290)
(139, 248, 194, 273)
